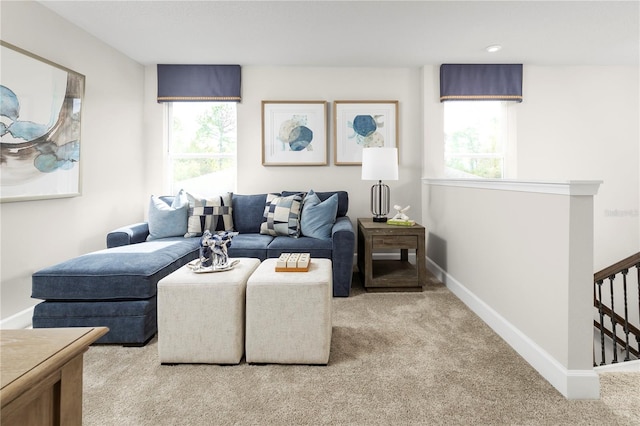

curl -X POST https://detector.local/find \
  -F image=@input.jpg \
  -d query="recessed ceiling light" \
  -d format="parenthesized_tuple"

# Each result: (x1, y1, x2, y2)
(486, 45, 502, 53)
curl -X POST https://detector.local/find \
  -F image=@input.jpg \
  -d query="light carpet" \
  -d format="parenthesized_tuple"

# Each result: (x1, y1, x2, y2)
(83, 277, 639, 425)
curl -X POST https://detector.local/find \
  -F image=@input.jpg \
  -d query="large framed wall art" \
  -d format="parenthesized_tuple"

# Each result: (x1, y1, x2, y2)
(262, 100, 328, 166)
(333, 100, 398, 165)
(0, 41, 85, 202)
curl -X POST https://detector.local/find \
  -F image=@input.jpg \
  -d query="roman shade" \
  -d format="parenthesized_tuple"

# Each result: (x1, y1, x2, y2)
(157, 64, 241, 102)
(440, 64, 523, 102)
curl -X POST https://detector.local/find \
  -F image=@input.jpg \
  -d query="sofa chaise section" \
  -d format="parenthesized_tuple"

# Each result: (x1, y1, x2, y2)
(32, 237, 200, 344)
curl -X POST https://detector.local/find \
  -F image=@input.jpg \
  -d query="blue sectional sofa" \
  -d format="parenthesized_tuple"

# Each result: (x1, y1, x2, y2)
(32, 190, 355, 345)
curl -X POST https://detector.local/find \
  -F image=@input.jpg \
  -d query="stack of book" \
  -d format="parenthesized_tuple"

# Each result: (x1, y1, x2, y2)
(275, 253, 311, 272)
(386, 219, 416, 226)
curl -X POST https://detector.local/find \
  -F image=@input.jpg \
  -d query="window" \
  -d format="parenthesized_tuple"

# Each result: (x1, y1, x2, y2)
(166, 102, 237, 196)
(444, 101, 516, 179)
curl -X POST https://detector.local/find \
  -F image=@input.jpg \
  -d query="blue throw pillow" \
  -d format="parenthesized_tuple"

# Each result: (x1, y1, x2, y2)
(147, 189, 189, 241)
(300, 190, 338, 240)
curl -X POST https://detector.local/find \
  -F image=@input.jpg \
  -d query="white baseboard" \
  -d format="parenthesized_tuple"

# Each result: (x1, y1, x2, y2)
(594, 359, 640, 373)
(0, 305, 34, 329)
(426, 257, 600, 400)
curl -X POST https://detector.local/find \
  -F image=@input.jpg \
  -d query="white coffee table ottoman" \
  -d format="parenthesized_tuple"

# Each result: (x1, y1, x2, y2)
(157, 257, 260, 364)
(245, 258, 332, 365)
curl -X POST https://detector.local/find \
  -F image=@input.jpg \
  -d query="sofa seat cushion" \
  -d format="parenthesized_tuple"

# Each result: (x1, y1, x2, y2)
(32, 237, 200, 301)
(267, 236, 332, 259)
(227, 234, 273, 260)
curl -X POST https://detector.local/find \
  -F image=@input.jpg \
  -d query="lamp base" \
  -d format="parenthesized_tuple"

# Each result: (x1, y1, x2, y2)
(370, 181, 390, 224)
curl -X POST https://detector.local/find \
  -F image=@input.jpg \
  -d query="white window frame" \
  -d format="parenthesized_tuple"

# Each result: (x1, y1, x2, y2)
(164, 102, 237, 196)
(443, 101, 517, 179)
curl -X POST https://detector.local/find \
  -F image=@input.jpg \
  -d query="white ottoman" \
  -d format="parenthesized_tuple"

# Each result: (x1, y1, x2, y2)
(157, 258, 260, 364)
(245, 258, 332, 365)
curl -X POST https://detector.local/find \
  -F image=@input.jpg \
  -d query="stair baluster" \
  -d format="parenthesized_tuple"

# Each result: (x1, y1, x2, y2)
(608, 275, 618, 363)
(596, 279, 606, 365)
(621, 269, 630, 361)
(636, 262, 640, 356)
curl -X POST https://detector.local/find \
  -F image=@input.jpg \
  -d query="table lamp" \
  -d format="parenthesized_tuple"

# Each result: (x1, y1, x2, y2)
(361, 147, 399, 222)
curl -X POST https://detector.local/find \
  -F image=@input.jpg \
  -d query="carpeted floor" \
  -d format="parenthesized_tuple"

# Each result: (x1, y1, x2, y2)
(83, 276, 639, 425)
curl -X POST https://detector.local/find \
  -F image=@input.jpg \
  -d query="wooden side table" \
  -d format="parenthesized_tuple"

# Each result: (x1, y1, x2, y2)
(1, 327, 108, 426)
(357, 218, 428, 291)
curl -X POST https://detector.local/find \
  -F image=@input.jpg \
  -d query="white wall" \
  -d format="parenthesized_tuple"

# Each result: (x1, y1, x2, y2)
(517, 66, 640, 269)
(144, 66, 424, 229)
(0, 1, 146, 322)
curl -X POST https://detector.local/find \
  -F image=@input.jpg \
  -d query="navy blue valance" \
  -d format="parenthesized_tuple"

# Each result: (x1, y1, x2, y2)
(157, 64, 241, 102)
(440, 64, 523, 102)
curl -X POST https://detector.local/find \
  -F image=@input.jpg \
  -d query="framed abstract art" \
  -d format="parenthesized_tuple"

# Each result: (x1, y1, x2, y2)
(0, 41, 85, 202)
(261, 100, 328, 166)
(333, 100, 398, 165)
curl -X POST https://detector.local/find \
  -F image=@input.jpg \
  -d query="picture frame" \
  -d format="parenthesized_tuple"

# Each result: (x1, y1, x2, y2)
(0, 41, 85, 202)
(333, 100, 398, 165)
(262, 100, 328, 166)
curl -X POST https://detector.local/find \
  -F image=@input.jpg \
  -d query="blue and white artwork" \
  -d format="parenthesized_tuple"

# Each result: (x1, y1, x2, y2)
(1, 42, 84, 202)
(349, 114, 385, 148)
(334, 101, 398, 165)
(278, 114, 314, 152)
(262, 101, 327, 166)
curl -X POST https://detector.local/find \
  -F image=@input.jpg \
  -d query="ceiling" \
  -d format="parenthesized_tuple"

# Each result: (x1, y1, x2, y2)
(39, 1, 639, 67)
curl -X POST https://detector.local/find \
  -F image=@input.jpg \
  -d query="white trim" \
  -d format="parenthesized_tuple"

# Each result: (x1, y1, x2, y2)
(422, 178, 602, 196)
(0, 305, 34, 329)
(594, 359, 640, 373)
(426, 257, 600, 400)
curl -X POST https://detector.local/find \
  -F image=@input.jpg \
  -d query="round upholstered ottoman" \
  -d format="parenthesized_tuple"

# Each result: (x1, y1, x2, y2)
(157, 257, 260, 364)
(245, 258, 333, 365)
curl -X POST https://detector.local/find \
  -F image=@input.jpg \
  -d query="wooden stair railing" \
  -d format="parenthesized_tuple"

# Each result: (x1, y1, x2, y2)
(593, 252, 640, 366)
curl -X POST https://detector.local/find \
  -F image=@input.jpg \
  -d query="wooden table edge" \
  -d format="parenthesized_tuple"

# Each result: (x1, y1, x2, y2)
(0, 327, 108, 407)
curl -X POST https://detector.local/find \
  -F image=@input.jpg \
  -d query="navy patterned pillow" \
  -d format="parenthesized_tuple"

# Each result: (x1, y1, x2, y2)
(259, 193, 303, 238)
(185, 192, 234, 237)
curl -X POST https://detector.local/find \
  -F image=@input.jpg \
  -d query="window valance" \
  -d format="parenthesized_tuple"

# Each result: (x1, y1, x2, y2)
(157, 64, 241, 102)
(440, 64, 523, 102)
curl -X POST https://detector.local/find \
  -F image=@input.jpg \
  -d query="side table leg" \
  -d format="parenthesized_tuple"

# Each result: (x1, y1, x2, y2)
(416, 232, 427, 287)
(400, 248, 408, 262)
(364, 237, 373, 289)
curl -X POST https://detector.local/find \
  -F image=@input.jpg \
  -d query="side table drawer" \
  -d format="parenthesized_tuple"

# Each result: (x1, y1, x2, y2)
(372, 235, 417, 249)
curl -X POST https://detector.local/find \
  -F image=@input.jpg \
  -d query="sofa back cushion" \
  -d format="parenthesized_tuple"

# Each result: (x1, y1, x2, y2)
(232, 193, 269, 234)
(281, 190, 348, 217)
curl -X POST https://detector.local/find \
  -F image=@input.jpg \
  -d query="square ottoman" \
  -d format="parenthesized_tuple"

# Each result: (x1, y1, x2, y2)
(157, 257, 260, 364)
(246, 258, 332, 365)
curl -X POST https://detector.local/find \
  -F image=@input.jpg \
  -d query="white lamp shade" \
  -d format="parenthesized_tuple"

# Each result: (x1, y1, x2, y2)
(361, 147, 399, 181)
